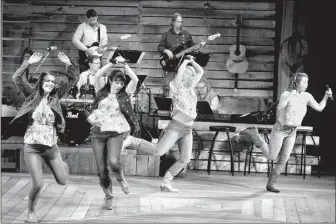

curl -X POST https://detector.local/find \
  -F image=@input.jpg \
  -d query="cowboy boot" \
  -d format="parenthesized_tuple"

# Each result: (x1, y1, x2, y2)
(101, 183, 113, 210)
(27, 198, 38, 223)
(160, 171, 179, 193)
(122, 135, 141, 150)
(266, 169, 280, 193)
(117, 172, 130, 195)
(135, 139, 157, 155)
(239, 127, 265, 147)
(26, 211, 37, 223)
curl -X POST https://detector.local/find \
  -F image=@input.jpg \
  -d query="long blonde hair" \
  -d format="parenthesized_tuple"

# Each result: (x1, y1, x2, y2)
(288, 72, 309, 91)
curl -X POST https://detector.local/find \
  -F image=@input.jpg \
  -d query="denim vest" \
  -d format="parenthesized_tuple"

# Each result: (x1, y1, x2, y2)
(9, 61, 79, 135)
(91, 91, 140, 136)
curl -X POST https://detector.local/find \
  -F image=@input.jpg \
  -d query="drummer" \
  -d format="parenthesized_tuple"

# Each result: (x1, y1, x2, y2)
(76, 56, 101, 99)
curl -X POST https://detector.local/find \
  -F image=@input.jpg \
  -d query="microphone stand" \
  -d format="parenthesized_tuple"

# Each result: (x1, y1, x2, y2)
(32, 51, 51, 75)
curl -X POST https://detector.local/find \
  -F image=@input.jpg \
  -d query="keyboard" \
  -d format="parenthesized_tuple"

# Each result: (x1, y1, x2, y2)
(196, 114, 232, 122)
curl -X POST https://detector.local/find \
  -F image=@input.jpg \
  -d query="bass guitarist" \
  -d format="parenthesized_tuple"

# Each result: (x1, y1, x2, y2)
(72, 9, 108, 73)
(158, 13, 194, 96)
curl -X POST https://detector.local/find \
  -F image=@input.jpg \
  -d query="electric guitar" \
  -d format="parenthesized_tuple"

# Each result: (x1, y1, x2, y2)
(226, 16, 248, 74)
(86, 34, 131, 57)
(159, 33, 221, 72)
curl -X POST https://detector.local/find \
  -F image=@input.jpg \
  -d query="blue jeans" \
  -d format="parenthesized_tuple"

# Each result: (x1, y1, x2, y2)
(24, 144, 68, 212)
(261, 122, 297, 175)
(91, 128, 125, 195)
(138, 119, 193, 176)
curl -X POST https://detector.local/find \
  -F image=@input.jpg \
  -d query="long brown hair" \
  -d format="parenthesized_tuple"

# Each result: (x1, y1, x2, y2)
(26, 72, 57, 108)
(93, 70, 126, 107)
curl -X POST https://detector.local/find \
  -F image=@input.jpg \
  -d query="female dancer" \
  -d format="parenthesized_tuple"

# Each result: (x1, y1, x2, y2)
(11, 52, 77, 222)
(237, 73, 332, 193)
(87, 56, 140, 210)
(195, 77, 220, 113)
(123, 55, 204, 193)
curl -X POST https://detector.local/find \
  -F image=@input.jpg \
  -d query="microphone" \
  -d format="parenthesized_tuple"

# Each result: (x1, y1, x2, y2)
(326, 85, 333, 100)
(47, 46, 57, 51)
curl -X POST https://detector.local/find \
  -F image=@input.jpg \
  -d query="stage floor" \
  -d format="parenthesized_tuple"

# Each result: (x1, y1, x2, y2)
(1, 171, 335, 223)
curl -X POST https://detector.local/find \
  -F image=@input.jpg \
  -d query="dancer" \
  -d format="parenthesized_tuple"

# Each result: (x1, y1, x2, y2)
(124, 55, 204, 193)
(237, 73, 333, 193)
(196, 77, 220, 113)
(11, 52, 77, 222)
(87, 56, 140, 210)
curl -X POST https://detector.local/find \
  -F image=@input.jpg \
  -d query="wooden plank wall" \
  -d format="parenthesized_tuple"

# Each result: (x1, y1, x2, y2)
(2, 0, 277, 113)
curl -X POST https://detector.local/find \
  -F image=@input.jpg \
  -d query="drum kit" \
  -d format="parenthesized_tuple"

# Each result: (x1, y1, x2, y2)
(60, 85, 95, 146)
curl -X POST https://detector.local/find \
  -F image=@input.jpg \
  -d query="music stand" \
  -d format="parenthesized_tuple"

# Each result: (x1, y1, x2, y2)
(124, 74, 147, 93)
(189, 52, 211, 67)
(154, 97, 173, 111)
(197, 101, 214, 115)
(111, 49, 145, 64)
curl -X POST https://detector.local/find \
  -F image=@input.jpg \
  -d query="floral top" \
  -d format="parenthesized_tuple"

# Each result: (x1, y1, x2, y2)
(24, 98, 57, 147)
(278, 91, 310, 127)
(88, 93, 131, 133)
(169, 80, 198, 119)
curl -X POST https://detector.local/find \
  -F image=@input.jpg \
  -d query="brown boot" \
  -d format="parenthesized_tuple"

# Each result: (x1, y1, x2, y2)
(266, 169, 280, 193)
(104, 196, 113, 210)
(239, 127, 265, 147)
(118, 172, 130, 195)
(160, 171, 179, 193)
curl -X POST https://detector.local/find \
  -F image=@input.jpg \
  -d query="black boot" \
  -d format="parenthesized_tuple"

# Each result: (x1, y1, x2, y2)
(266, 169, 280, 193)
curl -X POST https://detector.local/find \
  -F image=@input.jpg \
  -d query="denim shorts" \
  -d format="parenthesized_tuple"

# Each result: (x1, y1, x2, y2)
(24, 144, 59, 159)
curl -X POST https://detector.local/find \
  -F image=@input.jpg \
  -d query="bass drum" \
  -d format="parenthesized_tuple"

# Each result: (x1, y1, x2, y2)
(59, 108, 91, 145)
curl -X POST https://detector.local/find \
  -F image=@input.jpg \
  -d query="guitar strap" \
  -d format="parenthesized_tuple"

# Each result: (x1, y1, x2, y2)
(97, 24, 101, 45)
(181, 32, 185, 48)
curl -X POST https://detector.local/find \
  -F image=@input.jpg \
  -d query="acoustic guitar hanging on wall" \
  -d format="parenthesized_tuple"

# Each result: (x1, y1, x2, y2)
(226, 15, 248, 89)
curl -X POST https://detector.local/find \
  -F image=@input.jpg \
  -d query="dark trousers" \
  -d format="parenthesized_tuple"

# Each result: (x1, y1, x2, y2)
(24, 144, 68, 212)
(78, 50, 90, 73)
(91, 128, 125, 196)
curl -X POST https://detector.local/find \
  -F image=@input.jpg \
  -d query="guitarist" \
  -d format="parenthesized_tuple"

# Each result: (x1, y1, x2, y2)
(158, 13, 194, 96)
(72, 9, 108, 73)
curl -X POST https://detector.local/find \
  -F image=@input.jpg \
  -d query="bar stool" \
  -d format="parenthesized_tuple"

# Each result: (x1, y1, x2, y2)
(244, 128, 273, 177)
(207, 126, 236, 176)
(285, 130, 321, 179)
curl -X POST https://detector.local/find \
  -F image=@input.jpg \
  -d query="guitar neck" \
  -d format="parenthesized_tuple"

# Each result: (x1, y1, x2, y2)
(235, 25, 240, 55)
(175, 42, 204, 58)
(100, 38, 121, 48)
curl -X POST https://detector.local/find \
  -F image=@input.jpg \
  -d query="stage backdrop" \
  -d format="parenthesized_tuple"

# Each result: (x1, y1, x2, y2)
(2, 0, 279, 114)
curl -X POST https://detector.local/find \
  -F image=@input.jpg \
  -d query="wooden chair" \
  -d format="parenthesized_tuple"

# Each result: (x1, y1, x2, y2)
(207, 126, 236, 176)
(244, 128, 274, 177)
